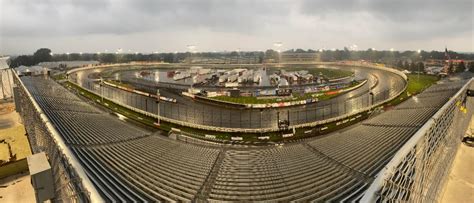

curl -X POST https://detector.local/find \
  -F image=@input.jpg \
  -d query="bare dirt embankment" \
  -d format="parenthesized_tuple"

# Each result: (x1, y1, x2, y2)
(0, 102, 31, 178)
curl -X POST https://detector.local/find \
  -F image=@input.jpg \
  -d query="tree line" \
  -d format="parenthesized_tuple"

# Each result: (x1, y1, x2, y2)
(7, 48, 474, 69)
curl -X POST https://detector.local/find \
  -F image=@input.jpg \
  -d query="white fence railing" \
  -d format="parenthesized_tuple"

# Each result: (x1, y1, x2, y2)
(361, 78, 474, 202)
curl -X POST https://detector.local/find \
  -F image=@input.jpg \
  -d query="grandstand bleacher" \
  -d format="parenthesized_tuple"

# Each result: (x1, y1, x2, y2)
(18, 75, 467, 201)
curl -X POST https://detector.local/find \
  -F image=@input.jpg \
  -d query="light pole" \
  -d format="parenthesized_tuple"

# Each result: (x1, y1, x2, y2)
(156, 89, 160, 126)
(274, 42, 283, 64)
(417, 49, 422, 80)
(187, 45, 196, 64)
(389, 48, 395, 67)
(236, 48, 241, 64)
(100, 77, 104, 103)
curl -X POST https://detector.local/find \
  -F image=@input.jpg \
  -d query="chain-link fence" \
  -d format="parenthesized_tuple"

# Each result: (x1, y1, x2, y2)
(72, 76, 403, 130)
(13, 74, 102, 202)
(361, 78, 474, 202)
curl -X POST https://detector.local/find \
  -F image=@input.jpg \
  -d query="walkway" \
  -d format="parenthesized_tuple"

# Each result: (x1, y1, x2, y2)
(439, 116, 474, 203)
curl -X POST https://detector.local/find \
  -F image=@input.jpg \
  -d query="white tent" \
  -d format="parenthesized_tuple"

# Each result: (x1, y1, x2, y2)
(0, 57, 14, 99)
(15, 65, 50, 76)
(39, 61, 99, 69)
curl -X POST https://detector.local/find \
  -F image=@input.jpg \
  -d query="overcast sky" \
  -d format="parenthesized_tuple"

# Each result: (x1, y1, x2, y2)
(0, 0, 472, 55)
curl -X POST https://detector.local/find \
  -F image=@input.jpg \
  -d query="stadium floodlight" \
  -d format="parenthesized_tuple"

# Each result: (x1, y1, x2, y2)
(187, 45, 197, 63)
(273, 42, 283, 64)
(187, 45, 196, 51)
(155, 89, 161, 126)
(273, 42, 283, 52)
(348, 44, 358, 51)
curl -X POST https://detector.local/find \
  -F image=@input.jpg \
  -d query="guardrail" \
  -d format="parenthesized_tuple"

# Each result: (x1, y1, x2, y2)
(361, 78, 473, 202)
(67, 62, 407, 133)
(13, 74, 103, 202)
(194, 79, 368, 109)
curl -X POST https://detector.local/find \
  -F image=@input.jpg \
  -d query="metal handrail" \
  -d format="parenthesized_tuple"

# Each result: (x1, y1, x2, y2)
(14, 73, 104, 202)
(360, 78, 473, 202)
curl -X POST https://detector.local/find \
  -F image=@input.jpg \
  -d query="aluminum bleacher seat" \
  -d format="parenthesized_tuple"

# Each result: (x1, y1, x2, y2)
(18, 75, 466, 202)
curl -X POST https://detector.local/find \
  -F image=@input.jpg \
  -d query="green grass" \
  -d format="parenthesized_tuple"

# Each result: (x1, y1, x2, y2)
(406, 74, 439, 95)
(63, 81, 362, 142)
(60, 76, 399, 143)
(210, 81, 360, 105)
(52, 73, 66, 80)
(63, 81, 234, 140)
(386, 74, 439, 107)
(65, 82, 162, 127)
(105, 80, 135, 89)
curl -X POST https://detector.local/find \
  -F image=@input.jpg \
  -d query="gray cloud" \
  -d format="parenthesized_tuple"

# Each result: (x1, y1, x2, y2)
(300, 0, 473, 40)
(1, 0, 290, 36)
(0, 0, 472, 54)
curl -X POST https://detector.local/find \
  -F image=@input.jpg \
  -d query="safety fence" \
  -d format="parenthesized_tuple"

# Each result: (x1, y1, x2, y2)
(68, 63, 406, 132)
(73, 77, 402, 131)
(361, 78, 474, 202)
(13, 73, 103, 202)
